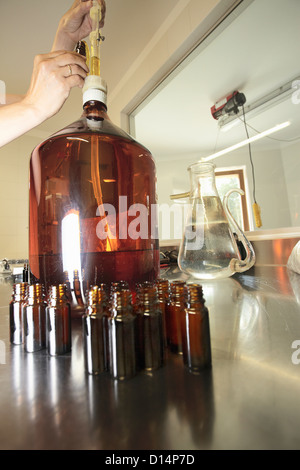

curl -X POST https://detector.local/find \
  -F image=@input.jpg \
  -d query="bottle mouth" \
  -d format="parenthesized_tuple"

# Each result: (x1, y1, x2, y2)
(188, 161, 216, 174)
(82, 75, 107, 107)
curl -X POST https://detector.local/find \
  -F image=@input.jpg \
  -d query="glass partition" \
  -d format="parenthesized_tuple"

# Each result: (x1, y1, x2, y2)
(129, 0, 300, 239)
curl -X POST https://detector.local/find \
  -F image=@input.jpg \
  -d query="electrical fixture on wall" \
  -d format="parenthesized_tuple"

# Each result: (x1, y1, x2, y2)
(209, 89, 267, 228)
(205, 78, 299, 228)
(217, 76, 299, 131)
(211, 91, 246, 121)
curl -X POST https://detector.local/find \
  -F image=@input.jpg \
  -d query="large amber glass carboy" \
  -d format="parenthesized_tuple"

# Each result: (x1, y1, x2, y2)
(29, 76, 159, 299)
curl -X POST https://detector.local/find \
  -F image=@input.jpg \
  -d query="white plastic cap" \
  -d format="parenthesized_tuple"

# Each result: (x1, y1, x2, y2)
(83, 75, 107, 106)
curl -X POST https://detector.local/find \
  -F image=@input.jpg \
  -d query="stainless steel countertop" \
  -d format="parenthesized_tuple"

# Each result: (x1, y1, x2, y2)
(0, 265, 300, 450)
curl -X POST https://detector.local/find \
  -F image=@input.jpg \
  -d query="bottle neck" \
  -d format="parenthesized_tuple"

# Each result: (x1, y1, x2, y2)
(156, 279, 170, 301)
(26, 283, 45, 305)
(12, 282, 28, 302)
(83, 99, 108, 121)
(87, 286, 107, 307)
(111, 289, 133, 317)
(136, 286, 159, 312)
(170, 281, 188, 302)
(187, 284, 205, 306)
(48, 284, 68, 306)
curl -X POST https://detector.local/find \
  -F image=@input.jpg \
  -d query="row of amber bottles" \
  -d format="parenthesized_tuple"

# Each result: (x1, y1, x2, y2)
(82, 281, 165, 379)
(9, 278, 211, 374)
(9, 282, 71, 356)
(82, 278, 211, 378)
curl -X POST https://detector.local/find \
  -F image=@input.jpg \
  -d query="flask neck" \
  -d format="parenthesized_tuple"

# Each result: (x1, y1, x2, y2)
(188, 162, 218, 198)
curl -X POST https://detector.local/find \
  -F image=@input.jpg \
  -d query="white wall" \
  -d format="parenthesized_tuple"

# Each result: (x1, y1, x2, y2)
(0, 134, 39, 260)
(281, 141, 300, 227)
(109, 0, 240, 127)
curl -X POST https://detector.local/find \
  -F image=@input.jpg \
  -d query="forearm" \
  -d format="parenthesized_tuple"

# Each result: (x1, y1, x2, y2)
(4, 94, 25, 105)
(0, 100, 43, 148)
(0, 51, 88, 148)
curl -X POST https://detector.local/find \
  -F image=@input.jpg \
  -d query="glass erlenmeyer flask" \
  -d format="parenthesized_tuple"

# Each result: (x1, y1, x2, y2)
(29, 76, 159, 298)
(178, 162, 255, 279)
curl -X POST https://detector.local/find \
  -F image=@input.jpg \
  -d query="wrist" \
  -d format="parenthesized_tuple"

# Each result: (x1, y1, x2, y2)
(21, 95, 48, 125)
(52, 26, 76, 52)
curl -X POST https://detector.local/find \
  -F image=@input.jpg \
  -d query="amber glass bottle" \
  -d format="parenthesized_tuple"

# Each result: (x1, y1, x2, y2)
(155, 278, 169, 344)
(29, 77, 159, 297)
(23, 283, 47, 353)
(181, 283, 212, 372)
(108, 289, 136, 380)
(83, 285, 108, 374)
(46, 284, 71, 356)
(165, 280, 188, 354)
(135, 284, 165, 371)
(9, 282, 28, 345)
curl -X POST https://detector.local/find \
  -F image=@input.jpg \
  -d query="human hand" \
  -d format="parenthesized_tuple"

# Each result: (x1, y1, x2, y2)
(23, 51, 89, 121)
(52, 0, 106, 52)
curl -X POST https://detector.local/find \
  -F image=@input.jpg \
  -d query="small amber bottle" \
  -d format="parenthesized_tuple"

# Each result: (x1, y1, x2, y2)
(181, 283, 212, 372)
(9, 282, 28, 345)
(135, 285, 165, 372)
(23, 283, 47, 353)
(165, 280, 188, 354)
(73, 269, 85, 307)
(110, 280, 129, 294)
(46, 284, 71, 356)
(22, 263, 29, 282)
(63, 271, 72, 303)
(83, 285, 108, 374)
(108, 289, 136, 380)
(155, 278, 170, 345)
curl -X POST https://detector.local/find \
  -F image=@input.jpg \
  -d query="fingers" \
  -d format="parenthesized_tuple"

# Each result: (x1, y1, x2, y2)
(77, 0, 106, 27)
(34, 51, 89, 89)
(54, 51, 89, 73)
(24, 46, 93, 124)
(65, 74, 87, 91)
(63, 63, 87, 81)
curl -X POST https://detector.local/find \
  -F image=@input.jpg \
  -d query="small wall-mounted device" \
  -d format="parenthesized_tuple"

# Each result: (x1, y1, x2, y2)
(211, 91, 246, 120)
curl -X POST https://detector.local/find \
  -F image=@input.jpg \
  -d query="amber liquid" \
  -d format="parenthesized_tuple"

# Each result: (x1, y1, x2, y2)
(29, 115, 159, 291)
(90, 56, 100, 76)
(31, 250, 159, 289)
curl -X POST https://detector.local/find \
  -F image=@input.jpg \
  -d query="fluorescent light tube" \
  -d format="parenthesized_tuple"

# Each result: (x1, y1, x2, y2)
(202, 121, 291, 161)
